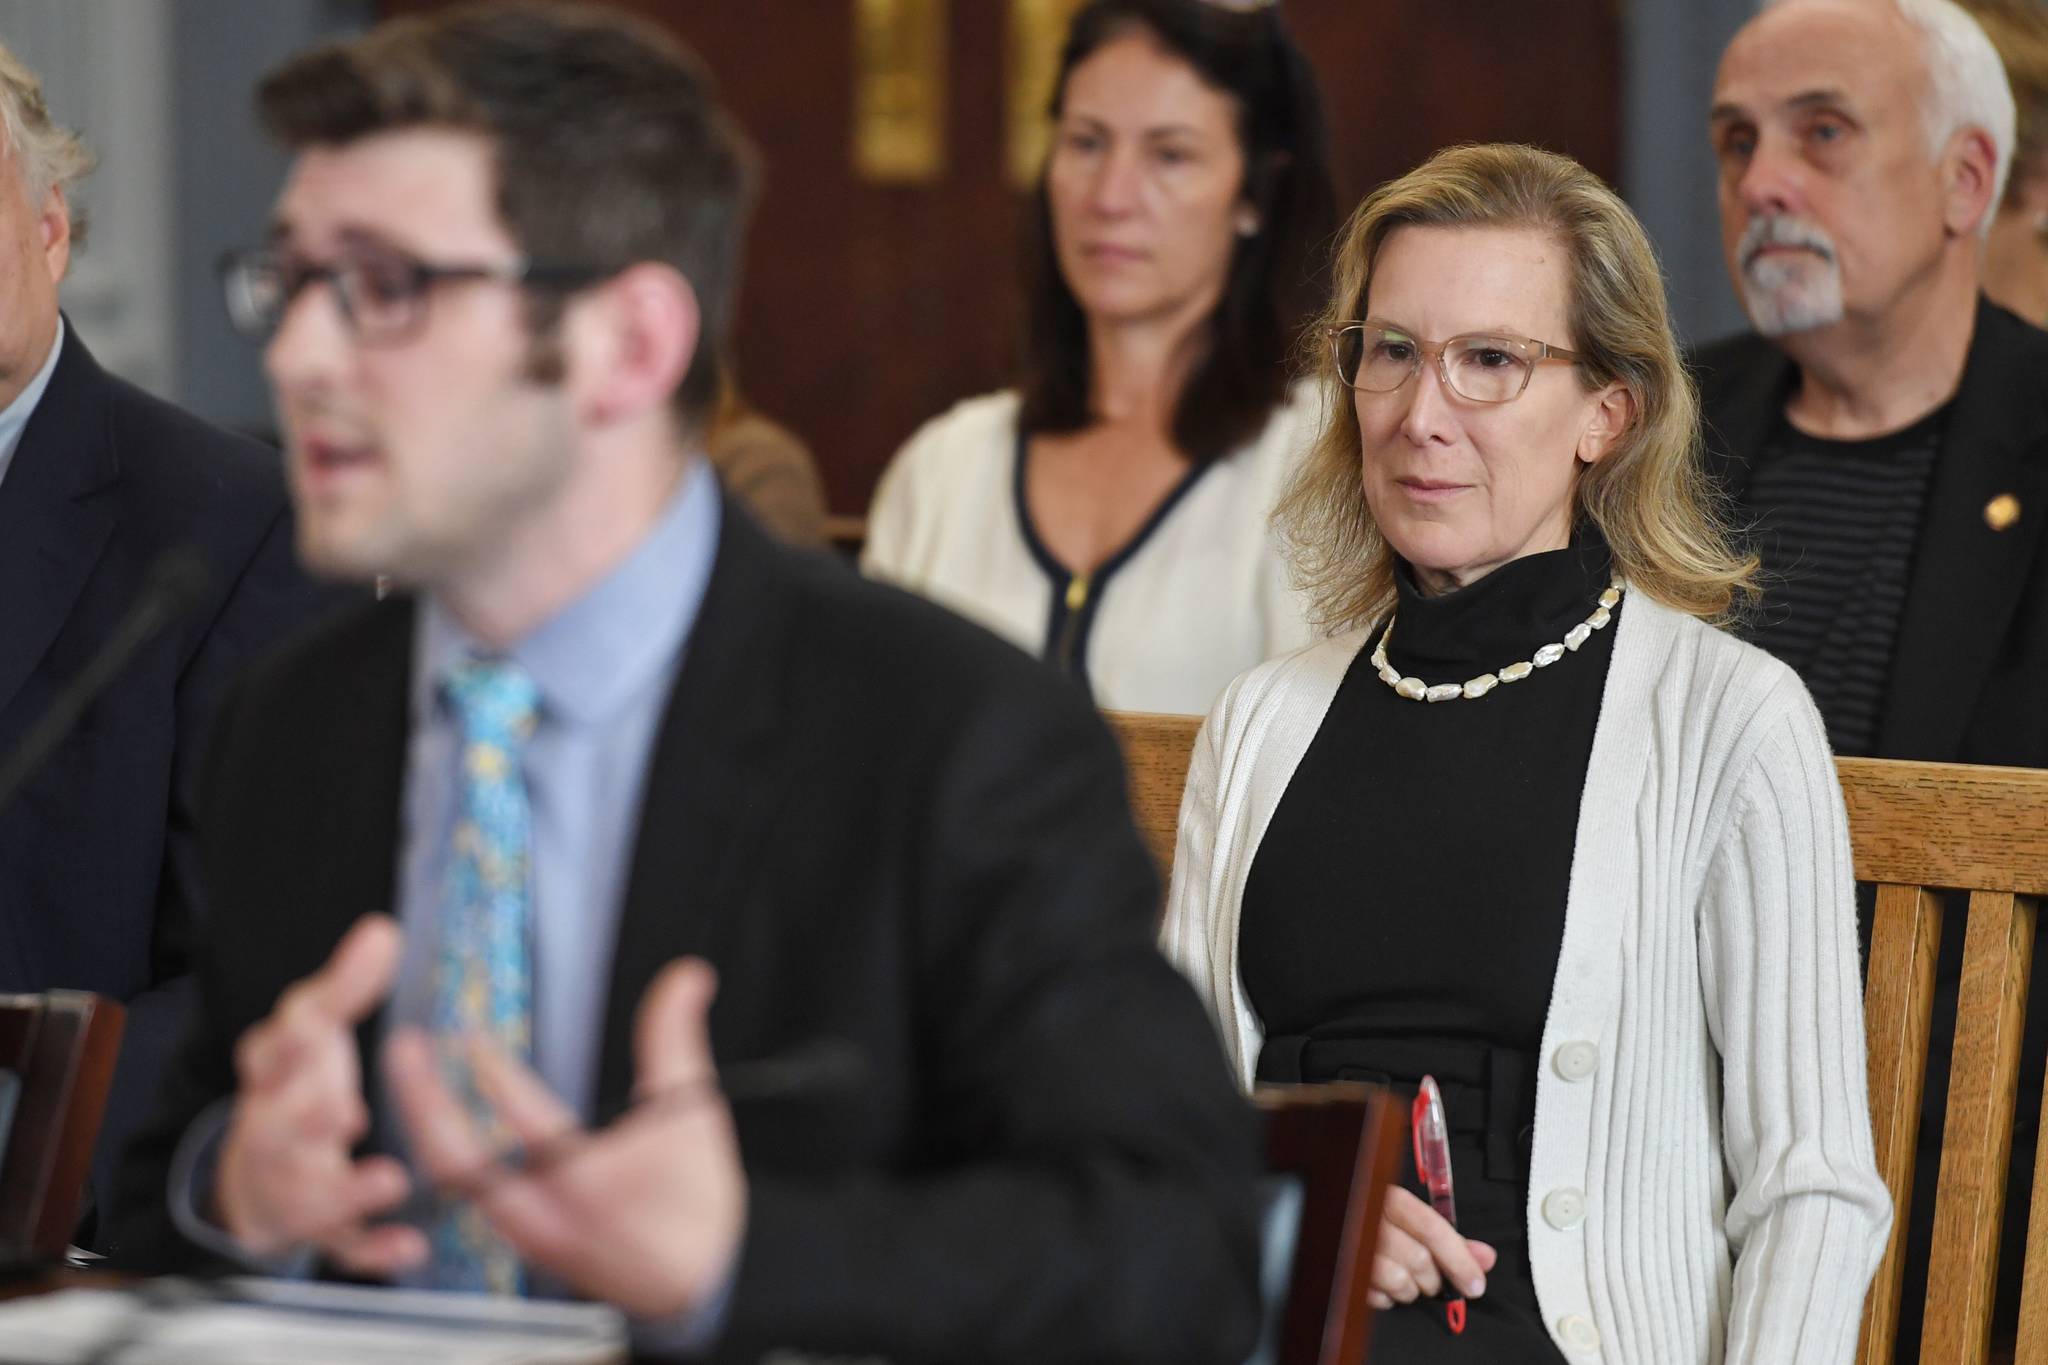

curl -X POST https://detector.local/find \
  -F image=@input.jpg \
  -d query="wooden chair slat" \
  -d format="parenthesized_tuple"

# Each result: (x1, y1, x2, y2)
(1838, 759, 2048, 894)
(1858, 884, 1944, 1365)
(2019, 897, 2048, 1364)
(1922, 892, 2037, 1364)
(822, 513, 867, 557)
(1110, 710, 1200, 878)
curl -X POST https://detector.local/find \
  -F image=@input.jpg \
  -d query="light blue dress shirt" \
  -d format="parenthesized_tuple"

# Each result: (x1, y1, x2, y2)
(0, 318, 66, 489)
(172, 453, 727, 1344)
(387, 454, 720, 1126)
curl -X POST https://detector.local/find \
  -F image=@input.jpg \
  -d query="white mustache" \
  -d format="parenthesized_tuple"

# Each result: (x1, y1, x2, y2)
(1739, 214, 1838, 271)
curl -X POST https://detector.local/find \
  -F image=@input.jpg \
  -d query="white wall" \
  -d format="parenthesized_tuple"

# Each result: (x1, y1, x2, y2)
(1622, 0, 1759, 348)
(168, 0, 372, 434)
(0, 0, 175, 397)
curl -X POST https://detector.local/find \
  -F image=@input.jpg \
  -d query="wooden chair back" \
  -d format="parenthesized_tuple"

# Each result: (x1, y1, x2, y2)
(1112, 711, 1201, 881)
(1256, 1084, 1404, 1365)
(0, 991, 125, 1261)
(1846, 760, 2048, 1364)
(823, 513, 867, 561)
(1103, 710, 2048, 1365)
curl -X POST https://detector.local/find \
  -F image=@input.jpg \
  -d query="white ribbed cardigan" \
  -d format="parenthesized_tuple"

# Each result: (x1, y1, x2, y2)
(1160, 590, 1891, 1363)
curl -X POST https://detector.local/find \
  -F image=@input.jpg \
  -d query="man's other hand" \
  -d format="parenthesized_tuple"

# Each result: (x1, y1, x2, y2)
(386, 956, 746, 1320)
(216, 914, 421, 1274)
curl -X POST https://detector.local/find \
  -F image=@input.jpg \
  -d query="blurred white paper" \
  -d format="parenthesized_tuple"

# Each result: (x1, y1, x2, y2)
(0, 1276, 626, 1363)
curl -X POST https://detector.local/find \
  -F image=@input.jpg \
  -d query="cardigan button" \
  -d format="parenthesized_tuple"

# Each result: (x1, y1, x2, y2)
(1553, 1041, 1598, 1081)
(1555, 1314, 1601, 1351)
(1542, 1187, 1587, 1229)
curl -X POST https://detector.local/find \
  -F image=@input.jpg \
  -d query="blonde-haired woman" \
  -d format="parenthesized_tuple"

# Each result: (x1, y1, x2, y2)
(1161, 143, 1889, 1362)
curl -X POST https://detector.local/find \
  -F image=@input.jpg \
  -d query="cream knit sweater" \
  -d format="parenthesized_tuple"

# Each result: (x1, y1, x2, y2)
(1160, 590, 1890, 1363)
(862, 389, 1318, 715)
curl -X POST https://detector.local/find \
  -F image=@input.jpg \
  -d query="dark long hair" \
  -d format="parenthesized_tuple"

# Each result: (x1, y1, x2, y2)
(1017, 0, 1336, 463)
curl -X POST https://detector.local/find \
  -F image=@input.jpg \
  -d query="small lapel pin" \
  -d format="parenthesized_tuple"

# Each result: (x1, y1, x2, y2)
(1985, 493, 2022, 532)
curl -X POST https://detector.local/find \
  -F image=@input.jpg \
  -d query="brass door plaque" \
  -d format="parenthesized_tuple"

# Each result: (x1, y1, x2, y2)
(854, 0, 948, 184)
(1006, 0, 1088, 188)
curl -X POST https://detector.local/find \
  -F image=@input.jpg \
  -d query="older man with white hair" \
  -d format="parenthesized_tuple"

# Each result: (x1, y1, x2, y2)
(1698, 0, 2038, 765)
(1698, 0, 2048, 1355)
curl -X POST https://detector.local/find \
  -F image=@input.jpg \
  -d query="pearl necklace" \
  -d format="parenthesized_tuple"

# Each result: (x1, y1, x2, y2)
(1371, 576, 1624, 702)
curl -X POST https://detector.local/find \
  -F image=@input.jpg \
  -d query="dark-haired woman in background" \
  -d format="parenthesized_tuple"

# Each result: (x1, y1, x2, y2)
(864, 0, 1334, 714)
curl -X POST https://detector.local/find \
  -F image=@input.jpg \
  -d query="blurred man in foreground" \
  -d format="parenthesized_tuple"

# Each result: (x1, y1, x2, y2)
(110, 5, 1261, 1361)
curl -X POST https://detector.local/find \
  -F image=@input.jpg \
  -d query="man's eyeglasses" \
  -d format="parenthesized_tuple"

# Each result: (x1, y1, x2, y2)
(218, 245, 614, 346)
(1328, 321, 1586, 405)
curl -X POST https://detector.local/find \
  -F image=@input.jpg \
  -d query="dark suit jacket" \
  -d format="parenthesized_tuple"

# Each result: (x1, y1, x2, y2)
(1692, 296, 2048, 767)
(112, 506, 1264, 1365)
(0, 326, 334, 1246)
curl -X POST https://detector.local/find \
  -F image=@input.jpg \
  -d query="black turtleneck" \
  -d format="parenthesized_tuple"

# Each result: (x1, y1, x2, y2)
(1240, 532, 1618, 1056)
(1238, 532, 1618, 1363)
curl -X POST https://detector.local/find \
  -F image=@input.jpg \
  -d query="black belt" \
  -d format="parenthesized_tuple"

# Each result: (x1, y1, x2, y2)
(1257, 1035, 1534, 1183)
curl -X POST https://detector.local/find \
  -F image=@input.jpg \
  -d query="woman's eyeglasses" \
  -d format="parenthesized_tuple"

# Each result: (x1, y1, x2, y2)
(1328, 320, 1585, 405)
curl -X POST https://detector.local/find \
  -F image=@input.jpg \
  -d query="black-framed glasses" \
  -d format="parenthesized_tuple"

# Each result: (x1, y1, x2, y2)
(218, 245, 615, 346)
(1328, 320, 1586, 404)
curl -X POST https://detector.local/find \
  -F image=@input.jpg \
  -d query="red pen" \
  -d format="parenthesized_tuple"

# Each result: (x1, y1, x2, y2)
(1411, 1075, 1466, 1335)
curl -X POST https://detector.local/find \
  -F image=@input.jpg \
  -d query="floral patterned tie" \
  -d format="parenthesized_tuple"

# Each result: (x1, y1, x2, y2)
(426, 654, 540, 1295)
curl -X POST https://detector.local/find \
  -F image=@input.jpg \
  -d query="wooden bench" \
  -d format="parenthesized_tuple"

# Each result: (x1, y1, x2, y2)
(1104, 710, 2048, 1365)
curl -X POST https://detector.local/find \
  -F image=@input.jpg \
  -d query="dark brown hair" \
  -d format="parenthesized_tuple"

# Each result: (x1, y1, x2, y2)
(1018, 0, 1336, 463)
(256, 0, 759, 426)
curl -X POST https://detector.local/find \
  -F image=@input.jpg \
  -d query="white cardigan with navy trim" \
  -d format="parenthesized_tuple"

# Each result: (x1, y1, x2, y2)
(861, 389, 1317, 716)
(1159, 590, 1890, 1364)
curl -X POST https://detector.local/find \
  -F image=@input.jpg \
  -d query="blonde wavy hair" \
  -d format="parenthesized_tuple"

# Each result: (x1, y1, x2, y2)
(1274, 143, 1757, 632)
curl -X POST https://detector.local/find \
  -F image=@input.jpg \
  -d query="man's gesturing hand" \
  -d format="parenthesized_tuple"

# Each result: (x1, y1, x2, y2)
(215, 914, 423, 1275)
(386, 957, 747, 1320)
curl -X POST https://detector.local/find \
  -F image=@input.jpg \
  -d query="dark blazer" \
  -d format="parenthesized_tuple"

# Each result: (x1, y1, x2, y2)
(0, 327, 334, 1245)
(1691, 296, 2048, 768)
(113, 506, 1264, 1365)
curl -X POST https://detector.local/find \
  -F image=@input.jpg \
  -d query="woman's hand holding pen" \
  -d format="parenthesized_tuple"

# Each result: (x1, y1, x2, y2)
(1368, 1187, 1496, 1311)
(385, 957, 748, 1321)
